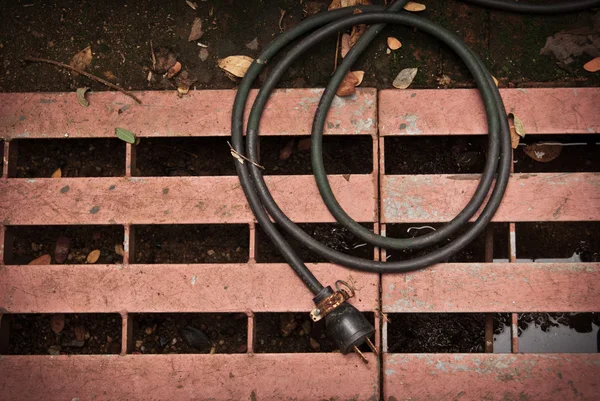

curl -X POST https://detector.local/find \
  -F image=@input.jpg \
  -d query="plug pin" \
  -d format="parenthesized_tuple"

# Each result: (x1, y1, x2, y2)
(353, 345, 368, 364)
(365, 337, 378, 355)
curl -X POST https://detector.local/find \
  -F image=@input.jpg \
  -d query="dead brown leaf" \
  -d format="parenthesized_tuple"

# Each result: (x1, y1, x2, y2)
(279, 139, 295, 160)
(387, 37, 402, 50)
(392, 68, 418, 89)
(337, 71, 359, 96)
(583, 57, 600, 72)
(353, 70, 365, 86)
(341, 33, 351, 58)
(297, 138, 312, 151)
(349, 24, 367, 47)
(328, 0, 341, 10)
(51, 314, 65, 334)
(523, 143, 563, 163)
(87, 249, 101, 264)
(188, 17, 204, 41)
(166, 61, 182, 79)
(70, 45, 92, 73)
(74, 326, 86, 341)
(28, 254, 51, 265)
(51, 168, 62, 178)
(115, 243, 125, 257)
(403, 2, 426, 11)
(218, 55, 254, 78)
(54, 235, 70, 264)
(154, 48, 178, 73)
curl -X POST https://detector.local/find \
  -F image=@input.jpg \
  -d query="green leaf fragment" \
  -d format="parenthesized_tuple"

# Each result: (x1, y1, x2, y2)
(115, 127, 136, 144)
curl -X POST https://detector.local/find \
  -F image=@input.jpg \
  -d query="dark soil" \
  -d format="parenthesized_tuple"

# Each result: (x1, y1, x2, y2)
(1, 1, 598, 96)
(514, 134, 600, 173)
(387, 313, 510, 353)
(130, 313, 247, 354)
(516, 222, 600, 262)
(385, 135, 488, 175)
(259, 136, 372, 175)
(256, 222, 375, 263)
(6, 313, 122, 355)
(385, 223, 509, 263)
(135, 137, 235, 177)
(15, 138, 126, 178)
(6, 225, 124, 265)
(255, 312, 374, 353)
(133, 224, 249, 264)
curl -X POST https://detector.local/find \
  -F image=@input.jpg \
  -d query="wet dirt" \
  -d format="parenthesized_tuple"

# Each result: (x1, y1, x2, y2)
(6, 313, 122, 355)
(130, 313, 247, 354)
(7, 225, 124, 265)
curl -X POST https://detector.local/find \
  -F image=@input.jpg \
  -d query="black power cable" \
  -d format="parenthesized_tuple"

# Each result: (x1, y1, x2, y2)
(230, 0, 598, 357)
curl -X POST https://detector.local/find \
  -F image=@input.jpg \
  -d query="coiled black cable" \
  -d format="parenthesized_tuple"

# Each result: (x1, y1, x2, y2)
(230, 0, 598, 295)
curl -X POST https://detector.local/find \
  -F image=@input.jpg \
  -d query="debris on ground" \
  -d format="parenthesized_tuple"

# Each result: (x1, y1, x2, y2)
(387, 37, 402, 51)
(341, 33, 351, 58)
(74, 326, 87, 342)
(76, 87, 90, 107)
(54, 235, 71, 263)
(280, 313, 298, 337)
(199, 48, 209, 61)
(584, 56, 600, 72)
(176, 70, 198, 97)
(523, 143, 563, 163)
(86, 249, 101, 264)
(50, 314, 65, 334)
(70, 45, 92, 73)
(245, 37, 259, 51)
(166, 61, 182, 79)
(115, 244, 125, 257)
(115, 127, 137, 144)
(51, 168, 62, 178)
(180, 326, 212, 350)
(540, 23, 600, 69)
(279, 139, 295, 160)
(218, 55, 254, 78)
(28, 254, 51, 265)
(188, 17, 204, 41)
(186, 0, 198, 11)
(437, 74, 451, 87)
(353, 70, 365, 86)
(403, 2, 426, 12)
(392, 67, 418, 89)
(337, 71, 359, 96)
(508, 113, 526, 149)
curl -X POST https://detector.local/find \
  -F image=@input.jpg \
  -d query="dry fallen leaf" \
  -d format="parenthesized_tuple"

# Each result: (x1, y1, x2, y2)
(76, 87, 90, 107)
(87, 249, 101, 264)
(508, 113, 526, 138)
(349, 24, 366, 47)
(74, 326, 86, 342)
(166, 61, 182, 79)
(51, 168, 62, 178)
(218, 55, 254, 78)
(509, 124, 520, 149)
(404, 2, 426, 11)
(103, 71, 117, 81)
(188, 17, 204, 41)
(523, 143, 563, 163)
(54, 235, 70, 264)
(508, 113, 525, 149)
(115, 243, 125, 257)
(70, 45, 92, 72)
(337, 71, 359, 96)
(297, 138, 312, 151)
(51, 314, 65, 334)
(341, 33, 351, 58)
(353, 70, 365, 86)
(492, 75, 499, 87)
(28, 254, 51, 265)
(392, 68, 418, 89)
(199, 48, 209, 62)
(186, 0, 197, 10)
(387, 37, 402, 50)
(279, 139, 295, 160)
(328, 0, 341, 10)
(437, 74, 451, 86)
(583, 57, 600, 72)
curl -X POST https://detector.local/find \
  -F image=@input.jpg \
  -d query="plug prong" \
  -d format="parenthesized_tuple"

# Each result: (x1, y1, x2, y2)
(353, 345, 368, 364)
(365, 337, 378, 355)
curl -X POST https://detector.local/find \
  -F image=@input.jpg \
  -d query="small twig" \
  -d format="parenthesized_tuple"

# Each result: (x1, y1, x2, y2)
(278, 9, 286, 33)
(227, 141, 265, 170)
(23, 56, 142, 104)
(150, 40, 156, 69)
(333, 32, 341, 74)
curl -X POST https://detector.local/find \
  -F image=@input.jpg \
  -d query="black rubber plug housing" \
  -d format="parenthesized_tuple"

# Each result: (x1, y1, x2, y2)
(313, 286, 375, 354)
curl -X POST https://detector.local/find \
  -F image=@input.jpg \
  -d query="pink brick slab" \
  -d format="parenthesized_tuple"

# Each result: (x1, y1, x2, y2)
(384, 353, 600, 401)
(0, 88, 377, 139)
(379, 88, 600, 135)
(382, 173, 600, 223)
(0, 353, 378, 401)
(0, 174, 375, 225)
(382, 263, 600, 313)
(0, 263, 378, 313)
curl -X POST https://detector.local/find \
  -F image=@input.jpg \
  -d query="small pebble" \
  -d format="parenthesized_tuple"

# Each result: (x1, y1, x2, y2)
(171, 338, 177, 345)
